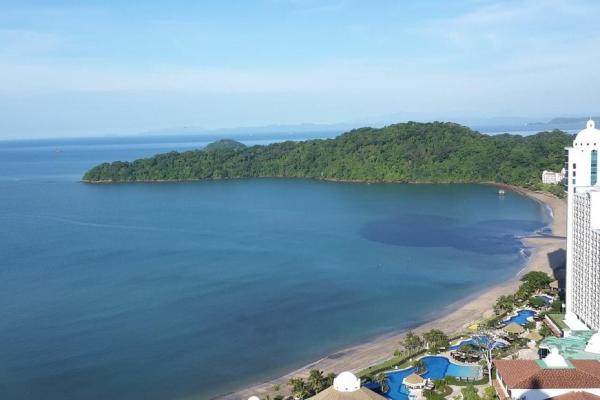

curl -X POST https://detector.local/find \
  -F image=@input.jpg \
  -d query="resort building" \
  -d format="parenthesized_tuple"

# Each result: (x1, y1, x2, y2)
(310, 371, 386, 400)
(543, 170, 566, 185)
(548, 393, 600, 400)
(494, 352, 600, 400)
(565, 119, 600, 331)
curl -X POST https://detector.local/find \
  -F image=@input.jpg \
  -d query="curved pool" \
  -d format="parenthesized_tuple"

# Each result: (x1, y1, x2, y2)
(449, 336, 507, 351)
(382, 356, 481, 400)
(502, 309, 536, 326)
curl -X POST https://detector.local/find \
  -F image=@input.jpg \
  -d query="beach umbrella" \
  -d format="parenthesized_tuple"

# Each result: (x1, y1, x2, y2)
(503, 322, 525, 335)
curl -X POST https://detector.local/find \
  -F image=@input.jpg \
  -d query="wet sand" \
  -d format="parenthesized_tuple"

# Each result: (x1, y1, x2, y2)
(217, 186, 566, 400)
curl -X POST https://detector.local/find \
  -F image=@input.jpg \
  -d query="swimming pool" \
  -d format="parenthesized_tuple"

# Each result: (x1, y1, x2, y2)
(449, 336, 507, 351)
(381, 356, 481, 400)
(533, 294, 554, 306)
(502, 309, 537, 326)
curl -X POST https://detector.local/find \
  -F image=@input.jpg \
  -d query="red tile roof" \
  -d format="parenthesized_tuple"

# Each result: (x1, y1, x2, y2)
(495, 360, 600, 389)
(548, 392, 600, 400)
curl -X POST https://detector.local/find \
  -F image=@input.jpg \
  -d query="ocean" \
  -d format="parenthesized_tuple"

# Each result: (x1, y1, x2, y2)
(0, 135, 551, 399)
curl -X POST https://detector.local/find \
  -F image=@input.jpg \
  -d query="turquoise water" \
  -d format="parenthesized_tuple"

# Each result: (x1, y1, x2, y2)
(502, 309, 537, 326)
(534, 294, 554, 305)
(0, 136, 550, 399)
(382, 356, 481, 400)
(449, 336, 507, 351)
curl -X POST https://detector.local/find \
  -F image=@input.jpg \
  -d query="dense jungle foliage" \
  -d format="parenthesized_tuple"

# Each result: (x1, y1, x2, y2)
(82, 122, 572, 191)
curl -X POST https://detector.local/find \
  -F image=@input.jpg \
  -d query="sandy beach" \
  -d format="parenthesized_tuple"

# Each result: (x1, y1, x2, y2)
(218, 186, 566, 400)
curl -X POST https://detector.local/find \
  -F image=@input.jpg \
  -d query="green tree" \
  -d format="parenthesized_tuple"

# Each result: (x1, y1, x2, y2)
(423, 329, 449, 352)
(539, 324, 552, 337)
(374, 372, 389, 394)
(402, 331, 424, 355)
(461, 385, 481, 400)
(434, 379, 448, 393)
(288, 377, 310, 400)
(413, 359, 427, 374)
(424, 389, 447, 400)
(483, 386, 497, 400)
(493, 295, 515, 315)
(529, 296, 546, 309)
(82, 122, 574, 190)
(325, 373, 335, 387)
(307, 369, 327, 394)
(520, 271, 553, 291)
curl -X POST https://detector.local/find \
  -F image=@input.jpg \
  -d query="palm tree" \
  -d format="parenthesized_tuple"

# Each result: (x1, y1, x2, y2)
(307, 369, 326, 394)
(288, 377, 310, 400)
(413, 359, 426, 374)
(402, 331, 424, 355)
(374, 372, 389, 394)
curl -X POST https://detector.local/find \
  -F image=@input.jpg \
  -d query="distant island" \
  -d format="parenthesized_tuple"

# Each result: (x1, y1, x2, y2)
(203, 139, 247, 152)
(82, 121, 571, 194)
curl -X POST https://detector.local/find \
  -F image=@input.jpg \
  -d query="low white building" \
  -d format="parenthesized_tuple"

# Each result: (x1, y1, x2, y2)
(310, 371, 386, 400)
(494, 350, 600, 400)
(542, 170, 565, 185)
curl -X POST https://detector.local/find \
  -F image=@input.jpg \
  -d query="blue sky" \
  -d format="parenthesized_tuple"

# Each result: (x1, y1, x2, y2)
(1, 0, 600, 138)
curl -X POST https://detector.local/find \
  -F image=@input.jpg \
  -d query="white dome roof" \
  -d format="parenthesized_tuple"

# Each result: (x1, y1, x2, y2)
(248, 397, 260, 400)
(333, 371, 361, 392)
(585, 332, 600, 354)
(574, 119, 600, 146)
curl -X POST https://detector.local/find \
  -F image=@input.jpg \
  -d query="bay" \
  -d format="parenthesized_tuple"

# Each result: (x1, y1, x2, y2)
(0, 136, 550, 399)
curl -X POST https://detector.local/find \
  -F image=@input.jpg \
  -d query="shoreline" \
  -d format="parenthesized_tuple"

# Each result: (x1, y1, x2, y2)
(215, 185, 567, 400)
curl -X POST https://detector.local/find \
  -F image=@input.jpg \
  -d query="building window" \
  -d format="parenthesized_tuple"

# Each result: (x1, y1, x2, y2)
(592, 150, 597, 185)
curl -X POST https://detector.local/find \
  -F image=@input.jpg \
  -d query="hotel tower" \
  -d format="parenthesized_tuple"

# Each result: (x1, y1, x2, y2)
(565, 119, 600, 330)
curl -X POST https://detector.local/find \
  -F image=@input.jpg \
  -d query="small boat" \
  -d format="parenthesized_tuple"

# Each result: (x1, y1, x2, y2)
(498, 189, 505, 196)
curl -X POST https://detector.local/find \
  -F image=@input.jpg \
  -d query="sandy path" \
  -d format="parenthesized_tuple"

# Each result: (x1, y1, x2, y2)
(216, 186, 567, 400)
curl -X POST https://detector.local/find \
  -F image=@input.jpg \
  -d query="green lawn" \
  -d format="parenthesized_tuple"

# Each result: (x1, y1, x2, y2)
(547, 313, 568, 330)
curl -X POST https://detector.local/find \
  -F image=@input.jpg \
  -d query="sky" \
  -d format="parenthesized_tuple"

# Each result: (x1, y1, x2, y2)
(1, 0, 600, 139)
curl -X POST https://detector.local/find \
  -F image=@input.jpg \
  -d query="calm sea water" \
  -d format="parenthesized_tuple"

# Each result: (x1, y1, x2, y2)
(0, 135, 550, 400)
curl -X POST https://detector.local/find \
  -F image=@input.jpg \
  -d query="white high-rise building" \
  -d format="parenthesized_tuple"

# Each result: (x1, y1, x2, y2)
(565, 119, 600, 330)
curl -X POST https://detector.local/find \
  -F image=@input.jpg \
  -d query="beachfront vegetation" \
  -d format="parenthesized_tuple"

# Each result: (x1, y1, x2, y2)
(402, 331, 425, 354)
(521, 271, 553, 290)
(493, 295, 515, 315)
(423, 329, 450, 352)
(82, 122, 573, 188)
(514, 271, 554, 302)
(528, 182, 567, 199)
(287, 369, 334, 400)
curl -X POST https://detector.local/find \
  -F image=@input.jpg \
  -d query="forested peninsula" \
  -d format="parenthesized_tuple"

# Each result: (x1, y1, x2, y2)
(82, 122, 572, 192)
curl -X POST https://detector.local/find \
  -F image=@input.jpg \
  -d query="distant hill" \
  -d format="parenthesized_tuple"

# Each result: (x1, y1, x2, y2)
(82, 122, 572, 192)
(526, 117, 599, 131)
(204, 139, 246, 152)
